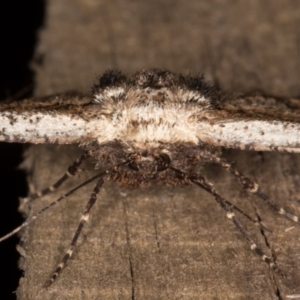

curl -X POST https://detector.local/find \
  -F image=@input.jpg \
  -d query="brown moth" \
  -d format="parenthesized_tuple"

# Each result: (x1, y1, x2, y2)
(0, 69, 299, 287)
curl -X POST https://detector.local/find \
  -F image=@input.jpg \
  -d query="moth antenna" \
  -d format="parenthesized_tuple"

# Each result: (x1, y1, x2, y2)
(193, 175, 277, 269)
(44, 177, 105, 288)
(30, 151, 92, 200)
(170, 166, 277, 270)
(0, 172, 104, 243)
(169, 163, 267, 229)
(209, 155, 300, 224)
(222, 199, 270, 231)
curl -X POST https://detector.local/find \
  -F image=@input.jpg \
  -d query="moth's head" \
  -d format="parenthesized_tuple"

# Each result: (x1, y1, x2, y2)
(85, 140, 210, 187)
(126, 149, 171, 180)
(85, 69, 219, 186)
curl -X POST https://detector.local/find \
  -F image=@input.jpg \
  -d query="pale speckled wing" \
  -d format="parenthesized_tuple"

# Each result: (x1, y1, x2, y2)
(0, 78, 299, 154)
(197, 118, 300, 152)
(196, 94, 300, 153)
(0, 93, 101, 144)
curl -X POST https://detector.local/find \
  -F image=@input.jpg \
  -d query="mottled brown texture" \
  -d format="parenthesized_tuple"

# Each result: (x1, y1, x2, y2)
(85, 140, 213, 188)
(13, 1, 300, 299)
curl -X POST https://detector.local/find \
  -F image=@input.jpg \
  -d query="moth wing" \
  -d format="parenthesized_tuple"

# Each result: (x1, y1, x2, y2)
(0, 93, 99, 144)
(197, 93, 300, 153)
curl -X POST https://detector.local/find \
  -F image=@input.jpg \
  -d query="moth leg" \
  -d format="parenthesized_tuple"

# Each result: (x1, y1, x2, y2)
(30, 150, 92, 200)
(188, 173, 276, 269)
(223, 199, 270, 231)
(213, 156, 300, 224)
(0, 172, 104, 242)
(44, 177, 104, 288)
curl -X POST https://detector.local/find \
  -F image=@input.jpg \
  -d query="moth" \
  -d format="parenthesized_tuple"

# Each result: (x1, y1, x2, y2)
(0, 69, 299, 287)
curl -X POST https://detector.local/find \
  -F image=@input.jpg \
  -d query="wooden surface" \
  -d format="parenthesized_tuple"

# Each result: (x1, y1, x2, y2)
(15, 1, 300, 299)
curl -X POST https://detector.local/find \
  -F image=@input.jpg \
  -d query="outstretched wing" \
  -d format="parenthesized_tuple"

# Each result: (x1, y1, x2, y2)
(0, 71, 299, 153)
(0, 92, 100, 144)
(196, 93, 300, 153)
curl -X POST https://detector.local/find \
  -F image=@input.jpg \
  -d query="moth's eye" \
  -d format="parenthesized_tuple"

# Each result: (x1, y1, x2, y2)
(141, 150, 148, 157)
(157, 153, 171, 172)
(159, 153, 171, 165)
(129, 161, 139, 171)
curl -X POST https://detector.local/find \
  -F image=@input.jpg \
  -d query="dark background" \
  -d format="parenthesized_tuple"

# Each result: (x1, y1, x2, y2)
(0, 1, 45, 299)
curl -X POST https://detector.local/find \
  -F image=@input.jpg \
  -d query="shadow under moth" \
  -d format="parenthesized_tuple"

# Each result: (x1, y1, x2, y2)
(0, 69, 299, 288)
